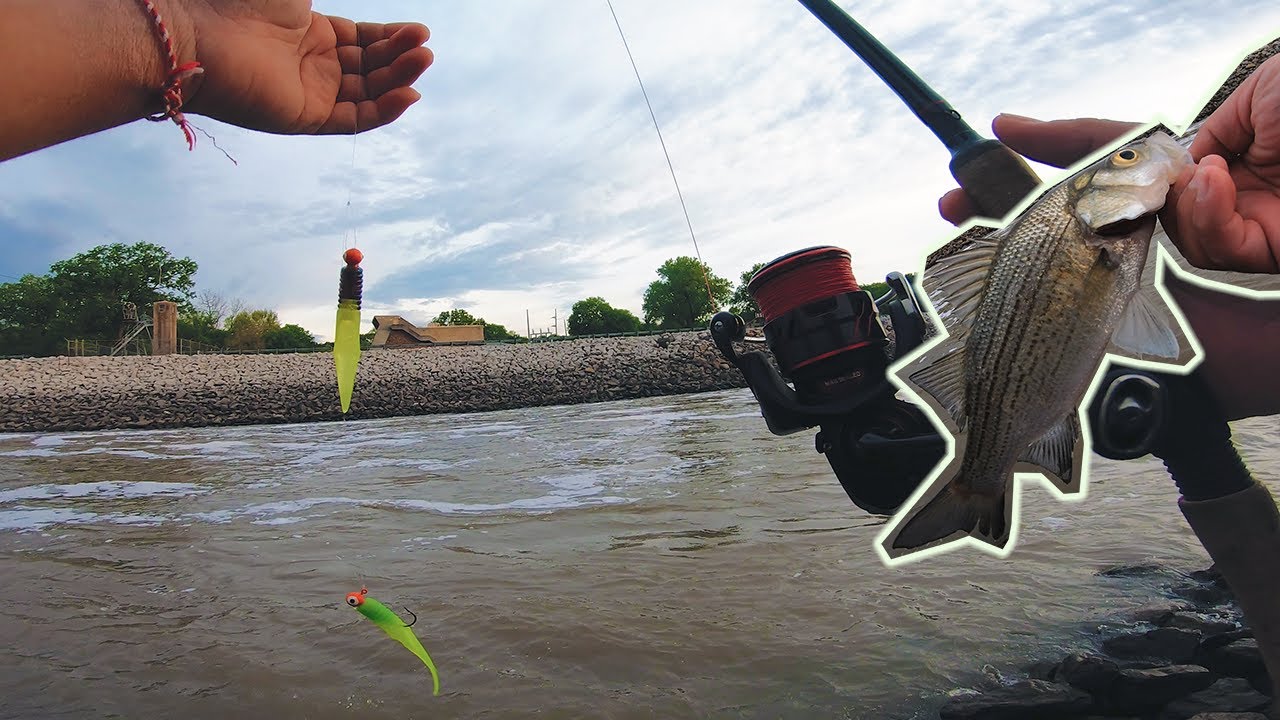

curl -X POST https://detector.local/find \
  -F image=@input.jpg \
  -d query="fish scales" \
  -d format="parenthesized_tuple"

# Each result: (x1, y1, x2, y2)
(886, 130, 1194, 556)
(962, 181, 1148, 498)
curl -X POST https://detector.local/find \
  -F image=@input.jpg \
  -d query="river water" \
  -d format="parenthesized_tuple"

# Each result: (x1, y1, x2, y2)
(1, 389, 1276, 720)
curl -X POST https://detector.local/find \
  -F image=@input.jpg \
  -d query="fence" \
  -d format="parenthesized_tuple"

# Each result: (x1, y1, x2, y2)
(44, 326, 711, 359)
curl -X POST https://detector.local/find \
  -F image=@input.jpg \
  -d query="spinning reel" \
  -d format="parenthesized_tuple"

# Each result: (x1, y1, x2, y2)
(709, 246, 945, 516)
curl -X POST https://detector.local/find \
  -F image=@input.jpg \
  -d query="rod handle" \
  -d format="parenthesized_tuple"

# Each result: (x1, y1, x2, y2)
(948, 139, 1042, 219)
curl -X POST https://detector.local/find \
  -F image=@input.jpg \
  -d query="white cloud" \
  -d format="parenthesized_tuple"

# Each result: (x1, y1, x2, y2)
(2, 1, 1279, 343)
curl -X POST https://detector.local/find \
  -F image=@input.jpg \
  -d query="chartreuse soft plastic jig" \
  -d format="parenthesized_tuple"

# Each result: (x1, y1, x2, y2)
(334, 248, 363, 413)
(346, 586, 441, 695)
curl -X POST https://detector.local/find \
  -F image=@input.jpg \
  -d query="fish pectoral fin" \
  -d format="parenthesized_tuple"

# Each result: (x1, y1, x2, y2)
(904, 339, 968, 433)
(921, 231, 1000, 340)
(1107, 231, 1192, 363)
(1109, 282, 1187, 362)
(1015, 413, 1083, 494)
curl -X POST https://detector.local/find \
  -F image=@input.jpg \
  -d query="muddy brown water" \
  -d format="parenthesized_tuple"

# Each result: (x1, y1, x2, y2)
(1, 389, 1276, 719)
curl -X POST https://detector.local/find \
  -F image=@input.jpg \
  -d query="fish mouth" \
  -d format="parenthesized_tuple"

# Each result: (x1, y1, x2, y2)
(1094, 213, 1155, 237)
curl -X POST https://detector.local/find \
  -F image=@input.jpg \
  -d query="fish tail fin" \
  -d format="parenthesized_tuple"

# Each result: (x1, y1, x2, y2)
(891, 474, 1009, 552)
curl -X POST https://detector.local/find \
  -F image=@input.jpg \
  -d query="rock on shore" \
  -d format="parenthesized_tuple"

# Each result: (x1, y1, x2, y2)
(0, 332, 750, 433)
(936, 564, 1274, 720)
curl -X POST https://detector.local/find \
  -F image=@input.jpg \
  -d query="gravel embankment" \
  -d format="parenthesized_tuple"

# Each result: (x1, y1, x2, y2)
(0, 331, 750, 433)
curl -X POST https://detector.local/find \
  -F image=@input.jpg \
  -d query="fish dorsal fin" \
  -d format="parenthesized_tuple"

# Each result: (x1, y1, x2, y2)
(904, 338, 968, 433)
(922, 227, 1003, 340)
(1108, 234, 1193, 364)
(1014, 413, 1083, 495)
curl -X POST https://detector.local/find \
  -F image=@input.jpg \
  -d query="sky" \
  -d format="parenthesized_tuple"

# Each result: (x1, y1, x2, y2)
(2, 1, 1279, 342)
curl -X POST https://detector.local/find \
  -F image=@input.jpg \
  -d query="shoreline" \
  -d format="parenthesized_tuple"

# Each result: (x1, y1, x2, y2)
(936, 561, 1273, 719)
(0, 331, 749, 434)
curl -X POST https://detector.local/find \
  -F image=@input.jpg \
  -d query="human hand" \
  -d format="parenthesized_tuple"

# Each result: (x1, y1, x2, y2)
(1164, 54, 1280, 272)
(939, 54, 1280, 275)
(179, 0, 433, 134)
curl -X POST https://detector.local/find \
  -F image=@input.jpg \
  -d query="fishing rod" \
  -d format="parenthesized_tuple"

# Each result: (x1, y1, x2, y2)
(710, 0, 1250, 521)
(793, 0, 1040, 218)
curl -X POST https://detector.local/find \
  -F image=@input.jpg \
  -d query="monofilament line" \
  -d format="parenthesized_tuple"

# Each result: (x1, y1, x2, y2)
(606, 0, 716, 308)
(343, 30, 364, 251)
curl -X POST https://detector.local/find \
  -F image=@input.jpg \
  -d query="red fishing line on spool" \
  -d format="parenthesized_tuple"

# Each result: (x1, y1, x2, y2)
(748, 247, 862, 323)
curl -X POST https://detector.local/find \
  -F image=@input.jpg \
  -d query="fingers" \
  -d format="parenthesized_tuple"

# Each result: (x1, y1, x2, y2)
(1189, 60, 1263, 162)
(338, 25, 433, 74)
(939, 188, 978, 226)
(330, 18, 430, 50)
(1165, 155, 1279, 272)
(337, 46, 435, 102)
(991, 114, 1141, 168)
(316, 87, 423, 135)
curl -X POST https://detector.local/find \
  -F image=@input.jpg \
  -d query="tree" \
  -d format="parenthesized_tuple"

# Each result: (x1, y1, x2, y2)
(225, 309, 280, 350)
(486, 322, 524, 342)
(195, 290, 244, 329)
(177, 309, 229, 348)
(0, 242, 198, 356)
(433, 308, 521, 342)
(641, 256, 731, 329)
(728, 262, 767, 325)
(432, 309, 480, 326)
(264, 323, 317, 349)
(0, 274, 60, 356)
(861, 280, 889, 299)
(48, 242, 197, 342)
(568, 297, 642, 336)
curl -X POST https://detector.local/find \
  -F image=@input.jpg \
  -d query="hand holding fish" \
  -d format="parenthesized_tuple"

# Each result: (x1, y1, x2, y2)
(1167, 54, 1280, 273)
(886, 131, 1195, 558)
(0, 0, 433, 162)
(939, 54, 1280, 274)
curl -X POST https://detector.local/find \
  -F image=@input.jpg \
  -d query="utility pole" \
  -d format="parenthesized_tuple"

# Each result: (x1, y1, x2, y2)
(526, 309, 531, 339)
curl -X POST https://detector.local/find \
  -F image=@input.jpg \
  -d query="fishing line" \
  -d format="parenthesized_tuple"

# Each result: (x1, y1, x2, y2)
(750, 247, 863, 323)
(342, 47, 362, 252)
(343, 140, 358, 250)
(605, 0, 717, 309)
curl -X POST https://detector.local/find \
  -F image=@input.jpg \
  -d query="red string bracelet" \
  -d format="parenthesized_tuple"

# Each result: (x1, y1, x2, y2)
(136, 0, 204, 150)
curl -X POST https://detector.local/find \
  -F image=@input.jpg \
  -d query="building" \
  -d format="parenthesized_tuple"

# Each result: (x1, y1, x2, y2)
(368, 316, 486, 348)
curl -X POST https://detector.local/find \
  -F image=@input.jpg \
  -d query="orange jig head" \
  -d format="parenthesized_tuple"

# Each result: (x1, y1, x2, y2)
(345, 586, 369, 607)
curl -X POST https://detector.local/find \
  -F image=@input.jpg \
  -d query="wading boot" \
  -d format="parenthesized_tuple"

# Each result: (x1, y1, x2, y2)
(1179, 481, 1280, 718)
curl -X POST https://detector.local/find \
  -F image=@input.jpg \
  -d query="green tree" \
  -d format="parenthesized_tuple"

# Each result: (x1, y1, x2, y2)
(0, 274, 60, 356)
(728, 262, 767, 325)
(177, 309, 230, 348)
(0, 242, 198, 356)
(641, 256, 731, 329)
(433, 308, 522, 342)
(568, 296, 642, 336)
(432, 309, 480, 326)
(861, 280, 890, 299)
(225, 309, 280, 350)
(48, 242, 197, 342)
(264, 323, 317, 349)
(484, 322, 523, 342)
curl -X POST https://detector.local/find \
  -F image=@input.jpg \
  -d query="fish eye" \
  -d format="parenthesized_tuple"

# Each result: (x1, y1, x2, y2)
(1112, 148, 1140, 167)
(346, 595, 361, 607)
